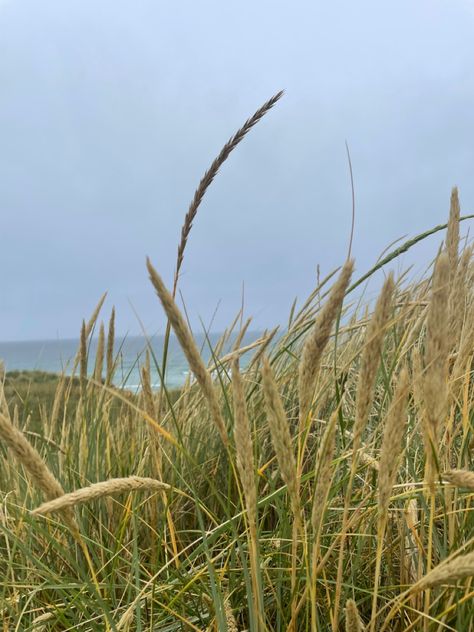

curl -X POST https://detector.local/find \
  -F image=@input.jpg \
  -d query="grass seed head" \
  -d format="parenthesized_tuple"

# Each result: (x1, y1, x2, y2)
(147, 259, 228, 446)
(298, 259, 354, 427)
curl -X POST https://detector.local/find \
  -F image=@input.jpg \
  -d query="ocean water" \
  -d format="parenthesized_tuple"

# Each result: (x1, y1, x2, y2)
(0, 332, 263, 390)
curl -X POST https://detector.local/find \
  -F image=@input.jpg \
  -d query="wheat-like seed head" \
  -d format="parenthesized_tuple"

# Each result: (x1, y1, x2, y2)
(262, 356, 300, 522)
(446, 186, 460, 280)
(311, 411, 338, 536)
(352, 273, 394, 459)
(232, 359, 257, 532)
(0, 412, 77, 528)
(412, 550, 474, 592)
(378, 368, 410, 529)
(222, 594, 239, 632)
(345, 599, 365, 631)
(32, 476, 170, 516)
(443, 469, 474, 490)
(84, 292, 107, 339)
(448, 245, 472, 352)
(298, 259, 354, 427)
(106, 307, 115, 385)
(141, 353, 156, 420)
(93, 322, 105, 384)
(423, 252, 449, 492)
(147, 259, 228, 446)
(174, 91, 284, 288)
(80, 319, 87, 400)
(451, 301, 474, 402)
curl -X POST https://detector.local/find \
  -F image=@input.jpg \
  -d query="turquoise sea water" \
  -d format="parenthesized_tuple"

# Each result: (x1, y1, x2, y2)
(0, 332, 263, 390)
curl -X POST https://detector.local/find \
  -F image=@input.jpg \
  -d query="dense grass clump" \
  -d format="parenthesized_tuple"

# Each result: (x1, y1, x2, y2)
(2, 94, 474, 631)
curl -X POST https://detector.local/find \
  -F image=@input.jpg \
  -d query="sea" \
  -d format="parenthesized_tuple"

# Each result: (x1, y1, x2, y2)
(0, 331, 264, 391)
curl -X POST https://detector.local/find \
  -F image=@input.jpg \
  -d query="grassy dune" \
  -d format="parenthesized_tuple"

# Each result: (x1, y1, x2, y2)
(2, 94, 474, 630)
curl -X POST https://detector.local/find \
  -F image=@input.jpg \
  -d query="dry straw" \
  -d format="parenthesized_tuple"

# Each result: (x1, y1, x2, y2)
(423, 252, 450, 492)
(262, 356, 300, 521)
(32, 476, 170, 516)
(345, 599, 365, 631)
(352, 273, 394, 459)
(147, 259, 228, 446)
(298, 259, 354, 427)
(443, 469, 474, 490)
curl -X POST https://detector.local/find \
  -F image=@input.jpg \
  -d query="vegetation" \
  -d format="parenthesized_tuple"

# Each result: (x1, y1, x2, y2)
(1, 93, 474, 630)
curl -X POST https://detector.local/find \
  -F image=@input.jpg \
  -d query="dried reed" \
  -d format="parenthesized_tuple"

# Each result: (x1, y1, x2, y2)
(147, 259, 228, 446)
(32, 476, 170, 516)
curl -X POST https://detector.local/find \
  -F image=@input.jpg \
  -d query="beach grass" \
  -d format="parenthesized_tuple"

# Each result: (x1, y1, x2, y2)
(1, 94, 474, 631)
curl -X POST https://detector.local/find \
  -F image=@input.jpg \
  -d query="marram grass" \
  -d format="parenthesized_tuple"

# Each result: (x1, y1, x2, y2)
(2, 94, 474, 631)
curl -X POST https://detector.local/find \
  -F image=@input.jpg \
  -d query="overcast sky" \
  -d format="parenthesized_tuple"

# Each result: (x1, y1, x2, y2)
(1, 0, 474, 341)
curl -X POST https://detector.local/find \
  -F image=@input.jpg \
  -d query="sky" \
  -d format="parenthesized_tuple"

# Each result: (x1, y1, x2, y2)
(1, 0, 474, 341)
